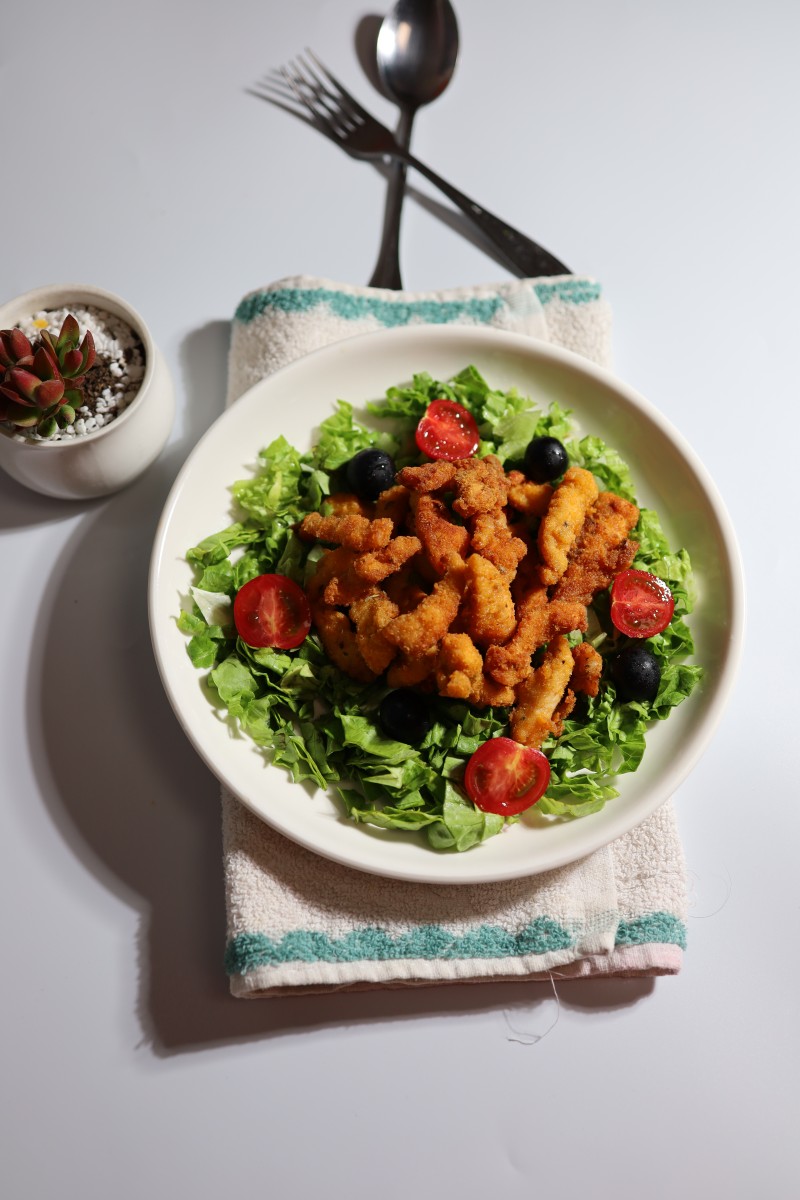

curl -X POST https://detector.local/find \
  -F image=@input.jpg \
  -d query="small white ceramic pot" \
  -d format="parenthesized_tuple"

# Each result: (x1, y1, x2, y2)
(0, 283, 175, 499)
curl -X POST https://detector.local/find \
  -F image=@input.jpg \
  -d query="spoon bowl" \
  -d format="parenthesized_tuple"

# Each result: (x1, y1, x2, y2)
(377, 0, 459, 111)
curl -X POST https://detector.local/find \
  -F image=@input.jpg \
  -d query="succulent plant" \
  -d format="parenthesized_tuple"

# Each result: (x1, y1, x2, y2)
(0, 314, 97, 438)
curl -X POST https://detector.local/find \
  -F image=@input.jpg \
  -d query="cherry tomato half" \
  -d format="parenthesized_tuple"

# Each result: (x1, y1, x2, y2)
(415, 399, 480, 462)
(464, 737, 551, 816)
(233, 573, 312, 650)
(610, 569, 675, 638)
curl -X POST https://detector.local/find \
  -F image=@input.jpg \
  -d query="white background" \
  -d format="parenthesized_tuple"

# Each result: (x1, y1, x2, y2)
(2, 2, 797, 1196)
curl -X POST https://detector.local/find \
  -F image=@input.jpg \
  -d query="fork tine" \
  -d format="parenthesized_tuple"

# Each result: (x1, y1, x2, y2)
(248, 80, 318, 128)
(303, 49, 368, 123)
(286, 55, 353, 136)
(280, 59, 344, 134)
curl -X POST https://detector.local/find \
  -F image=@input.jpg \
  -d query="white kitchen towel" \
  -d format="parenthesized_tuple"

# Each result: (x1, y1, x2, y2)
(221, 274, 688, 998)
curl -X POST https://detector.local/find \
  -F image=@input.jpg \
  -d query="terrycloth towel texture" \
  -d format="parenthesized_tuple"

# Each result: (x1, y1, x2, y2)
(222, 274, 688, 999)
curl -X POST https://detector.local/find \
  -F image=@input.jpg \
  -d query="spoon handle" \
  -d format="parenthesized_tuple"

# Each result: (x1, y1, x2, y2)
(368, 110, 414, 290)
(398, 148, 570, 278)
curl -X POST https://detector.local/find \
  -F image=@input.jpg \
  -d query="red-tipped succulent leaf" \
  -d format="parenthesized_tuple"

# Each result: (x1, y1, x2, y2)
(0, 328, 33, 370)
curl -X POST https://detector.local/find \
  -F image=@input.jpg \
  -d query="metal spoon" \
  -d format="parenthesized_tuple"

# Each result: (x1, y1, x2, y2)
(368, 0, 459, 289)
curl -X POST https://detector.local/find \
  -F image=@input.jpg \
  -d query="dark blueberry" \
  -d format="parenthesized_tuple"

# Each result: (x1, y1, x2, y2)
(523, 436, 568, 483)
(345, 448, 396, 501)
(379, 689, 432, 745)
(611, 643, 661, 703)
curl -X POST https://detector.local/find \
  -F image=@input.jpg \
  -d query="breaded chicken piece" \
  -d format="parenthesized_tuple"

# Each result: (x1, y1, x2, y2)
(469, 508, 528, 576)
(550, 689, 577, 739)
(510, 635, 574, 748)
(461, 553, 517, 648)
(484, 586, 587, 686)
(570, 641, 604, 697)
(435, 632, 484, 700)
(352, 535, 422, 583)
(307, 547, 358, 602)
(322, 568, 378, 607)
(298, 511, 393, 552)
(374, 484, 411, 530)
(550, 492, 640, 605)
(509, 525, 541, 605)
(396, 461, 456, 493)
(547, 642, 604, 737)
(382, 567, 465, 656)
(506, 470, 554, 517)
(537, 466, 599, 586)
(307, 550, 377, 682)
(409, 493, 469, 575)
(324, 492, 373, 519)
(434, 633, 515, 707)
(350, 593, 400, 674)
(451, 455, 509, 518)
(310, 605, 377, 683)
(471, 674, 516, 708)
(306, 543, 374, 608)
(384, 567, 429, 614)
(387, 645, 438, 689)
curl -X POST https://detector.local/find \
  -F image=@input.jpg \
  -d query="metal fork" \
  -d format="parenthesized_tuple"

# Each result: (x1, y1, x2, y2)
(252, 51, 570, 279)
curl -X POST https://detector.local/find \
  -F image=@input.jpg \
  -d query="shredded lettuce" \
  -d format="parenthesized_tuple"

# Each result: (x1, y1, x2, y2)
(178, 366, 702, 851)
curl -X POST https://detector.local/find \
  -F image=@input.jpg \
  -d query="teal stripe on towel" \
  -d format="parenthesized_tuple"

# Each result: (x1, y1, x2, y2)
(235, 286, 505, 327)
(616, 913, 687, 951)
(225, 918, 574, 976)
(234, 279, 601, 327)
(533, 279, 602, 305)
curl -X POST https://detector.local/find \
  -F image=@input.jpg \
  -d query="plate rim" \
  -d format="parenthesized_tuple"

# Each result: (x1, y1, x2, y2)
(148, 324, 745, 884)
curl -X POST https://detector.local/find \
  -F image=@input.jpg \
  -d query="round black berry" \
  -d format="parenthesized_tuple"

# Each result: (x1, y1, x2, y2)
(611, 643, 661, 703)
(345, 448, 396, 501)
(524, 436, 568, 483)
(378, 689, 432, 745)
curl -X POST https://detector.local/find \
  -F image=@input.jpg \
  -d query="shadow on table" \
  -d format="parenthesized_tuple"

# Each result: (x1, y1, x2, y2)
(22, 317, 654, 1057)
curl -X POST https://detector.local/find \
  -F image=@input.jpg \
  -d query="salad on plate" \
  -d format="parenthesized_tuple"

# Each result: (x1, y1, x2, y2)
(178, 367, 702, 853)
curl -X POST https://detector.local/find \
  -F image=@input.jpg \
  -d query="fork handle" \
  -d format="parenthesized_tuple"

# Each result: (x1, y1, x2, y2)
(399, 149, 570, 278)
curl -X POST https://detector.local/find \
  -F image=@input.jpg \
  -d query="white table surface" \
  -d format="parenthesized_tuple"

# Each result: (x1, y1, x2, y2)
(2, 2, 797, 1196)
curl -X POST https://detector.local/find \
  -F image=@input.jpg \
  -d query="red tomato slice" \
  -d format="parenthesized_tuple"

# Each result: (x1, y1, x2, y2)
(610, 569, 675, 638)
(415, 399, 480, 462)
(233, 574, 312, 649)
(464, 737, 551, 816)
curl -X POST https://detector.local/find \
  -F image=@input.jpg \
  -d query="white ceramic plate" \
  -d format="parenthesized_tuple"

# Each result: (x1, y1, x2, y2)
(148, 326, 744, 884)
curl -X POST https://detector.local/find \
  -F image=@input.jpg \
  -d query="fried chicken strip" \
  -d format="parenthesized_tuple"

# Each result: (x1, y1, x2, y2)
(506, 470, 553, 517)
(435, 633, 484, 700)
(396, 461, 456, 493)
(374, 484, 411, 530)
(484, 586, 587, 686)
(537, 466, 599, 586)
(307, 549, 377, 682)
(386, 645, 438, 689)
(311, 606, 377, 683)
(434, 633, 515, 707)
(550, 492, 640, 604)
(384, 567, 429, 614)
(409, 493, 469, 576)
(451, 455, 509, 518)
(570, 641, 604, 697)
(469, 508, 528, 577)
(350, 593, 400, 675)
(510, 634, 575, 748)
(298, 512, 393, 552)
(381, 567, 465, 656)
(352, 535, 422, 583)
(460, 553, 517, 648)
(323, 492, 374, 519)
